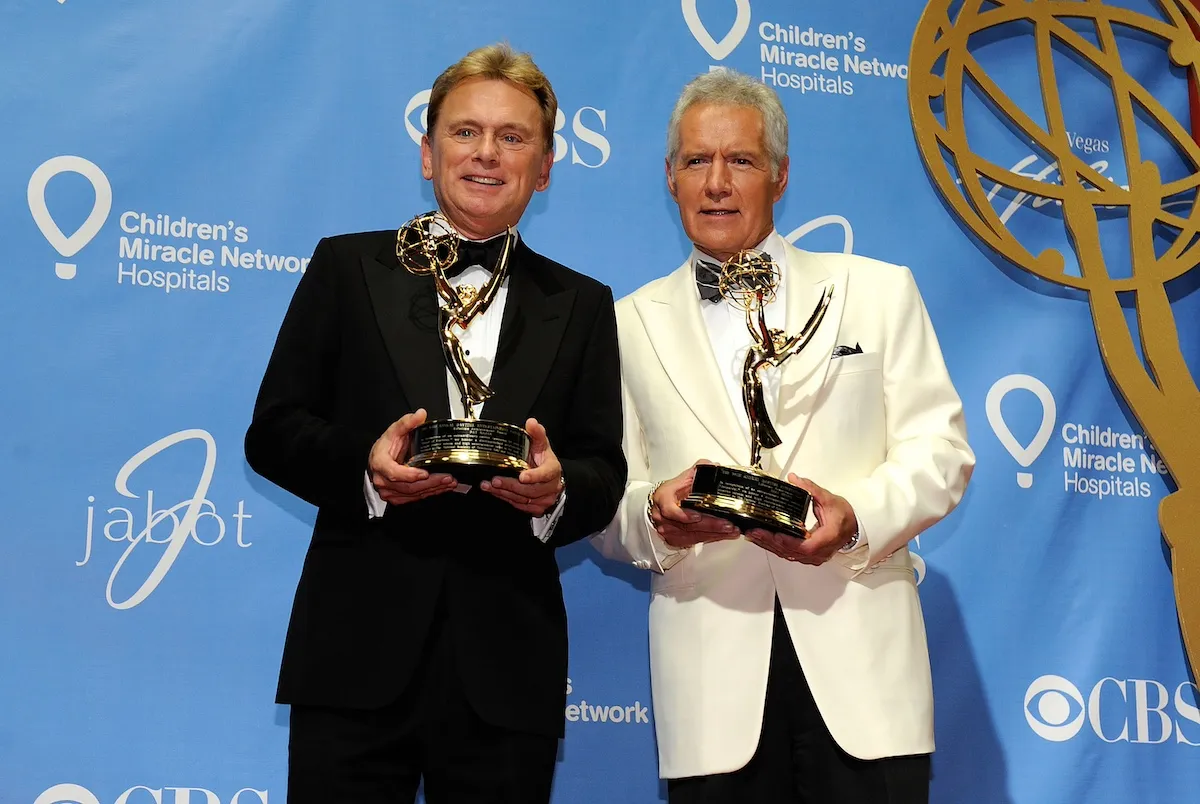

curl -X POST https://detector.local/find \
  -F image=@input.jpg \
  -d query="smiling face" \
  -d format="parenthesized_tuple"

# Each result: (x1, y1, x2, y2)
(420, 76, 553, 240)
(667, 103, 789, 262)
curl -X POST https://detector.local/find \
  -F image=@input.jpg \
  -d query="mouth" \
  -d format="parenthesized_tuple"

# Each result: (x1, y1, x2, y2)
(700, 209, 738, 217)
(464, 175, 504, 186)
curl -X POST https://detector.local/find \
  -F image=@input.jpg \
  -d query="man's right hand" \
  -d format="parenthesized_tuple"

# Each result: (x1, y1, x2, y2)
(369, 409, 457, 506)
(650, 461, 740, 548)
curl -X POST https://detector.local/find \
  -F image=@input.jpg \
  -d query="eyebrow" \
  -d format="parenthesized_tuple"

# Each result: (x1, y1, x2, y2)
(444, 117, 536, 137)
(677, 149, 762, 161)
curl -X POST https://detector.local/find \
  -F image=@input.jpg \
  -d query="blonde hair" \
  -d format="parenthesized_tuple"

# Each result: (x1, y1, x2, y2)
(427, 43, 558, 152)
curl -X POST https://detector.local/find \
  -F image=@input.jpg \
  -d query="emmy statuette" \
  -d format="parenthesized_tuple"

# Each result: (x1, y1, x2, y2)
(395, 211, 532, 484)
(681, 249, 833, 538)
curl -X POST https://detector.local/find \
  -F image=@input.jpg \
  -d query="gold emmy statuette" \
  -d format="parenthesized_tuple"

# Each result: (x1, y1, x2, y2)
(394, 211, 531, 484)
(909, 1, 1200, 668)
(681, 249, 834, 538)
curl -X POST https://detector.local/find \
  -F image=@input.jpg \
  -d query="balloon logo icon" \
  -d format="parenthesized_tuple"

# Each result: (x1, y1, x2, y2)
(27, 155, 112, 280)
(986, 374, 1056, 488)
(682, 0, 751, 61)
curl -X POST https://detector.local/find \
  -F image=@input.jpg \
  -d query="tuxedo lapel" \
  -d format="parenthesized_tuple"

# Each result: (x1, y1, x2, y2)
(772, 245, 847, 472)
(633, 262, 747, 464)
(482, 242, 575, 426)
(361, 239, 451, 420)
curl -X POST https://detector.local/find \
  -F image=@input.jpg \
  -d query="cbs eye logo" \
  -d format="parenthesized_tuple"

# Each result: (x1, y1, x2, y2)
(1024, 674, 1086, 741)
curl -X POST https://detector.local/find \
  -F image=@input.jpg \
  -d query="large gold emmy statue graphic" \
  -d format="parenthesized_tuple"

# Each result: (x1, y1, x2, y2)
(909, 0, 1200, 667)
(394, 211, 531, 483)
(682, 250, 834, 537)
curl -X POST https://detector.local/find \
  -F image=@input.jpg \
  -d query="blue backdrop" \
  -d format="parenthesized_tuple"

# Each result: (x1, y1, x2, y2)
(3, 1, 1199, 802)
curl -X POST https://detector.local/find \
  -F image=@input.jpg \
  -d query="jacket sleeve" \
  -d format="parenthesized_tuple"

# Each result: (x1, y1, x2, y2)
(589, 308, 689, 573)
(244, 237, 378, 516)
(545, 285, 629, 547)
(837, 266, 976, 571)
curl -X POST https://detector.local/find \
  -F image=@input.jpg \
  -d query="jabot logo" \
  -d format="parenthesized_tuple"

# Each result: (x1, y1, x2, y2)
(77, 428, 253, 610)
(28, 155, 112, 280)
(682, 0, 752, 61)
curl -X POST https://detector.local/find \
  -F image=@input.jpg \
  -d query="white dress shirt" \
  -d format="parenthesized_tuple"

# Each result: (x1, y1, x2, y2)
(365, 225, 566, 542)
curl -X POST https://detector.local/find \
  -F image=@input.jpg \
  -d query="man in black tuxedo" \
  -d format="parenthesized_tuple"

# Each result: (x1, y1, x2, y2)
(244, 43, 625, 804)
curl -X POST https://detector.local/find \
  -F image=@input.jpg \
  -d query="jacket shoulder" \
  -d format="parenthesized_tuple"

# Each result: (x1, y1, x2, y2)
(798, 249, 918, 290)
(793, 251, 936, 333)
(316, 229, 395, 255)
(615, 267, 683, 310)
(522, 244, 614, 299)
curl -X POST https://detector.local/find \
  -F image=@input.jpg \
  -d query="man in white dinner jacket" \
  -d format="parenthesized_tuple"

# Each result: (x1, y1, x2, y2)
(592, 69, 975, 804)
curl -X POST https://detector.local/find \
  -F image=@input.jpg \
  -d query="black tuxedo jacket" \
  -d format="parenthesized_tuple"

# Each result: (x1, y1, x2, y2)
(244, 230, 625, 738)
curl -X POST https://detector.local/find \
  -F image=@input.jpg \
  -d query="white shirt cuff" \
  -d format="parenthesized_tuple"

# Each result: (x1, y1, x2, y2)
(365, 470, 386, 519)
(644, 502, 688, 571)
(531, 489, 567, 544)
(837, 509, 868, 553)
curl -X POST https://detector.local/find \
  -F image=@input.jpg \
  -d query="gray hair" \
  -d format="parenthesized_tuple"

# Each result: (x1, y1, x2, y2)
(665, 69, 789, 179)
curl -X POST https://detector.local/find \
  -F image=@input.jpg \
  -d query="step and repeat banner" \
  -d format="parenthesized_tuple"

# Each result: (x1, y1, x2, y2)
(3, 1, 1199, 802)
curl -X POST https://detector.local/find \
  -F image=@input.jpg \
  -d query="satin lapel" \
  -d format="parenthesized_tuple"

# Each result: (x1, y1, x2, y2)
(633, 262, 748, 465)
(772, 245, 847, 472)
(482, 246, 574, 426)
(361, 244, 451, 420)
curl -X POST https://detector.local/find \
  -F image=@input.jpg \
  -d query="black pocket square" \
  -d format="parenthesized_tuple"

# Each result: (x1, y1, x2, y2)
(831, 343, 863, 358)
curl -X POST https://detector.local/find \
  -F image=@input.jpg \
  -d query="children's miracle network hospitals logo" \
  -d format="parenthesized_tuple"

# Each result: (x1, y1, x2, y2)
(27, 154, 308, 294)
(986, 373, 1171, 500)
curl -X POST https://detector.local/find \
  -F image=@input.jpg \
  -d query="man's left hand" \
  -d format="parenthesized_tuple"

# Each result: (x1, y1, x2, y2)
(481, 418, 564, 517)
(745, 475, 858, 566)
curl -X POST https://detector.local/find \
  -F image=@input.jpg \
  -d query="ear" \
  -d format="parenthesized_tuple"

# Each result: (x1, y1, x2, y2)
(534, 148, 553, 192)
(772, 155, 790, 203)
(420, 135, 434, 181)
(665, 158, 678, 201)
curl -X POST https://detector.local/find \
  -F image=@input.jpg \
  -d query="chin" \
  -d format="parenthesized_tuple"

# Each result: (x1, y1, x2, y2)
(454, 201, 503, 222)
(694, 237, 741, 256)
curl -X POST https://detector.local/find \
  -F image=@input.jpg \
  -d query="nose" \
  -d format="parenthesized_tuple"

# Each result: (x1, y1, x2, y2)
(474, 132, 500, 165)
(703, 160, 732, 200)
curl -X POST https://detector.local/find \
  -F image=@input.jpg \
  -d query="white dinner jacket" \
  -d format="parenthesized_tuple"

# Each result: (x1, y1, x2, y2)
(592, 241, 974, 779)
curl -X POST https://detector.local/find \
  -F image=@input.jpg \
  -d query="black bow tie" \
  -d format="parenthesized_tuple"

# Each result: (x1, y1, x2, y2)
(695, 259, 723, 303)
(445, 235, 508, 278)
